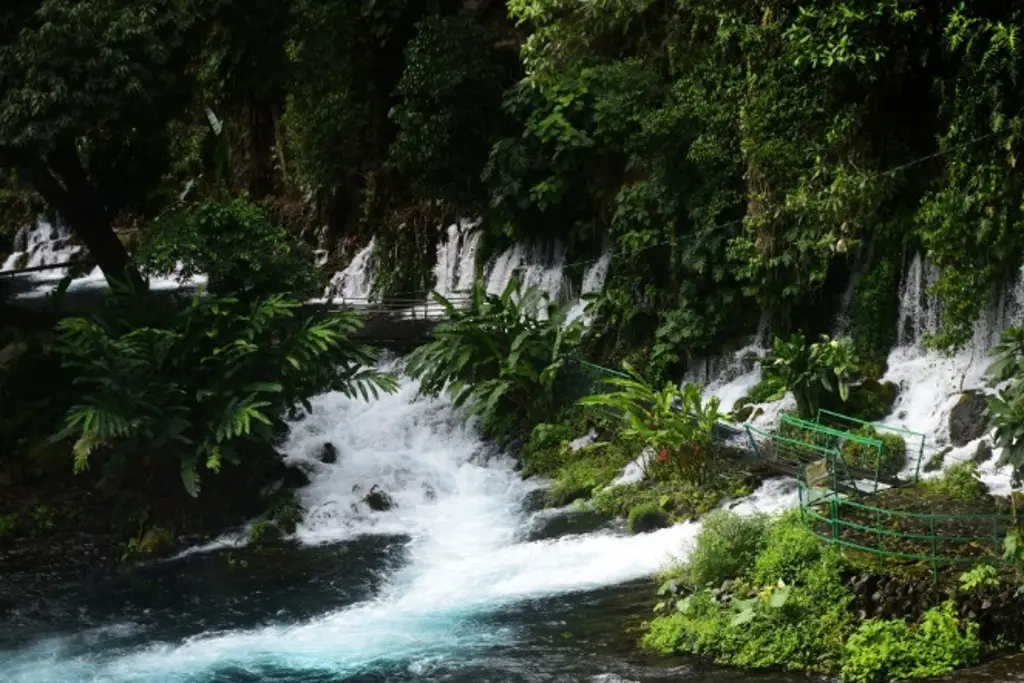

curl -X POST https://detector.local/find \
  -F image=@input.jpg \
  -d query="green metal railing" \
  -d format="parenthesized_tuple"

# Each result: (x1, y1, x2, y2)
(744, 423, 865, 493)
(779, 415, 889, 493)
(798, 481, 1012, 582)
(816, 409, 926, 483)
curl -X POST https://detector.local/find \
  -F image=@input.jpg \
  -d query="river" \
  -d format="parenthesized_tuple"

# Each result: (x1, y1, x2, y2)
(0, 371, 1020, 682)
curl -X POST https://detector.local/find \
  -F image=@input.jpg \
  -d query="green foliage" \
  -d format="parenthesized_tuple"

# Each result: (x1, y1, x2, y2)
(916, 6, 1024, 351)
(958, 563, 1000, 593)
(841, 602, 981, 683)
(521, 422, 576, 476)
(986, 327, 1024, 482)
(54, 290, 394, 496)
(627, 502, 671, 534)
(283, 0, 393, 202)
(763, 335, 859, 419)
(389, 15, 508, 207)
(32, 504, 56, 534)
(0, 513, 17, 541)
(841, 426, 907, 477)
(579, 365, 724, 485)
(924, 461, 988, 503)
(644, 517, 854, 673)
(740, 375, 788, 409)
(407, 280, 583, 439)
(139, 199, 322, 298)
(751, 512, 826, 586)
(852, 250, 901, 364)
(684, 511, 768, 588)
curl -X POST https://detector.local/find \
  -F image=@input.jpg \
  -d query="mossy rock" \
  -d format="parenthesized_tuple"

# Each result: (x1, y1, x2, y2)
(249, 520, 283, 545)
(949, 391, 988, 447)
(845, 379, 899, 422)
(924, 447, 952, 473)
(627, 503, 671, 534)
(137, 527, 177, 556)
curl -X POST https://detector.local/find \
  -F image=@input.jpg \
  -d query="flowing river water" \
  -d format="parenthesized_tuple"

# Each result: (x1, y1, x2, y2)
(4, 226, 1024, 681)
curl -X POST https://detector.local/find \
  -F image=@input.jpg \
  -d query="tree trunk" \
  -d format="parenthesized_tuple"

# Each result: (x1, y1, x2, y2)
(14, 144, 145, 292)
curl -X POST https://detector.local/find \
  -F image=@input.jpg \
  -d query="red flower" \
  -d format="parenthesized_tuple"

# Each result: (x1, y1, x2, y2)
(657, 448, 671, 464)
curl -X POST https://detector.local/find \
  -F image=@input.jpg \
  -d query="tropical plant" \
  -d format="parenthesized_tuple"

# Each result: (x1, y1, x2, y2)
(579, 364, 725, 485)
(762, 335, 859, 419)
(54, 288, 395, 496)
(986, 327, 1024, 482)
(405, 279, 584, 439)
(139, 198, 322, 298)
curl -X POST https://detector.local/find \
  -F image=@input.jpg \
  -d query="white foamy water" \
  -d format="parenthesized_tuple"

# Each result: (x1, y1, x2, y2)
(324, 237, 377, 302)
(3, 220, 207, 301)
(433, 220, 481, 298)
(3, 370, 797, 682)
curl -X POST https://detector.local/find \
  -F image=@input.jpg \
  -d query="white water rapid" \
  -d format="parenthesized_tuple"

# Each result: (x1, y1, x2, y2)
(3, 368, 797, 683)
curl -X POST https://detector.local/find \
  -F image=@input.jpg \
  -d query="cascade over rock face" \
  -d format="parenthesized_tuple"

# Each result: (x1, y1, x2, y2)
(949, 391, 988, 447)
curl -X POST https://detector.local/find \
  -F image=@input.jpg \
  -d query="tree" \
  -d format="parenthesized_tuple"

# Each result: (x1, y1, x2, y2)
(0, 0, 197, 287)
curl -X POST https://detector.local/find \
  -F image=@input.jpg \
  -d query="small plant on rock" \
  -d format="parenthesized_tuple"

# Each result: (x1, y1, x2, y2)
(762, 334, 859, 419)
(578, 363, 725, 485)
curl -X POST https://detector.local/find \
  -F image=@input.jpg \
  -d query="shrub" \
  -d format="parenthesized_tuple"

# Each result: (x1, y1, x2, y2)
(752, 512, 825, 585)
(521, 421, 575, 476)
(762, 335, 859, 419)
(840, 426, 907, 476)
(685, 510, 768, 588)
(0, 512, 17, 541)
(841, 602, 981, 683)
(579, 365, 725, 485)
(644, 544, 854, 673)
(139, 198, 322, 299)
(407, 279, 584, 439)
(925, 461, 988, 502)
(738, 375, 787, 408)
(54, 291, 395, 497)
(628, 502, 671, 534)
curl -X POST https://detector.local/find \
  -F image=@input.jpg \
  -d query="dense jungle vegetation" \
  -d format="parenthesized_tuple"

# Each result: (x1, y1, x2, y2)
(6, 3, 1024, 679)
(4, 0, 1024, 360)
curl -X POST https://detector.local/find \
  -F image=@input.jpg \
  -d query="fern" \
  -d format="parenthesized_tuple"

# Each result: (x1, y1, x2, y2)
(406, 279, 583, 439)
(53, 292, 396, 497)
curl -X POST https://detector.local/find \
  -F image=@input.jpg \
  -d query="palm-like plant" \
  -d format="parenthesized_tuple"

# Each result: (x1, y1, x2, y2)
(985, 327, 1024, 483)
(762, 334, 859, 419)
(579, 363, 725, 485)
(406, 279, 583, 438)
(55, 290, 395, 496)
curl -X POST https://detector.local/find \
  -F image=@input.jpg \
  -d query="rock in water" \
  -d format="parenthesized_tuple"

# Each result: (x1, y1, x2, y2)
(364, 485, 396, 512)
(973, 439, 994, 465)
(282, 465, 311, 490)
(949, 391, 988, 447)
(319, 442, 339, 464)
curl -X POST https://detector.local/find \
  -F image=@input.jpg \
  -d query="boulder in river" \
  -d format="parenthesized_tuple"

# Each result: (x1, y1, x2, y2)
(318, 442, 339, 465)
(973, 439, 994, 465)
(949, 391, 988, 447)
(281, 465, 311, 490)
(364, 486, 396, 512)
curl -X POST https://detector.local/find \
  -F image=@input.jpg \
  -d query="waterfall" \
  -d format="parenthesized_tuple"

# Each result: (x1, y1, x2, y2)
(878, 252, 1023, 493)
(432, 220, 481, 298)
(324, 237, 378, 301)
(564, 251, 612, 325)
(1, 220, 83, 277)
(684, 312, 795, 428)
(0, 368, 799, 682)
